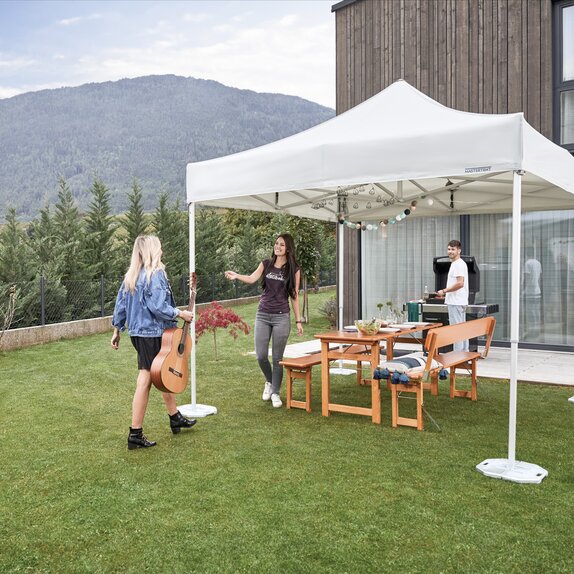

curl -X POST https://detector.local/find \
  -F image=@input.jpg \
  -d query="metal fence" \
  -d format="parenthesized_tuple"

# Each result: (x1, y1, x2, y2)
(1, 269, 336, 330)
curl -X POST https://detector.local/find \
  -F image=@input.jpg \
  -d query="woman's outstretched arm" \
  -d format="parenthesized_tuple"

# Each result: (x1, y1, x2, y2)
(225, 262, 265, 284)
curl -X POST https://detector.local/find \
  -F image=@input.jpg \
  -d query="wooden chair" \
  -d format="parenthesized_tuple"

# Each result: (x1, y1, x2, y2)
(391, 316, 496, 430)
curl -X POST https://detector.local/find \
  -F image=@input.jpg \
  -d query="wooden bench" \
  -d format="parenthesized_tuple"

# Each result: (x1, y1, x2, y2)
(281, 345, 372, 412)
(280, 355, 322, 412)
(391, 316, 496, 431)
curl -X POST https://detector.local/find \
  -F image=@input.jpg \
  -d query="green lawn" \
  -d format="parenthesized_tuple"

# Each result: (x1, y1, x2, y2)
(1, 289, 573, 573)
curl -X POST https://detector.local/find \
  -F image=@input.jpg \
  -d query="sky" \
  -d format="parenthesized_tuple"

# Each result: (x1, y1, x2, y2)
(0, 0, 336, 108)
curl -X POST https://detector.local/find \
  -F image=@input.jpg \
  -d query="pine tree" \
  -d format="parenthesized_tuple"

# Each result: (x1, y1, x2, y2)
(28, 206, 60, 275)
(53, 177, 87, 280)
(152, 193, 189, 303)
(84, 177, 117, 278)
(120, 179, 149, 261)
(0, 207, 33, 283)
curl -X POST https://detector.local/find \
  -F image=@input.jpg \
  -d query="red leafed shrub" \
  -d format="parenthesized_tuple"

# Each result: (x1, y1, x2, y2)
(195, 301, 250, 360)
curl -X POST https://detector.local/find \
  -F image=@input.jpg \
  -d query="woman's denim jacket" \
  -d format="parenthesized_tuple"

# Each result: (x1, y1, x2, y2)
(112, 269, 178, 337)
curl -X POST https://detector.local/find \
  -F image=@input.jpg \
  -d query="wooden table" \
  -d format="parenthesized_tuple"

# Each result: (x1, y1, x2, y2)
(314, 324, 441, 424)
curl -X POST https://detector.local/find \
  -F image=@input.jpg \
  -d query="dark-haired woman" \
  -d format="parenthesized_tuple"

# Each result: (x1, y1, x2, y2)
(225, 233, 303, 408)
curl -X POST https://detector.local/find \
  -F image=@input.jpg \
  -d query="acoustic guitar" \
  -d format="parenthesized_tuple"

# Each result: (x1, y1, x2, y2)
(150, 273, 196, 394)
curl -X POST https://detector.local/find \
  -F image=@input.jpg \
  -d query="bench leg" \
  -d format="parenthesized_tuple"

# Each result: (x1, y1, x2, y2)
(285, 368, 313, 411)
(391, 385, 398, 428)
(372, 379, 381, 424)
(450, 361, 478, 400)
(430, 373, 439, 396)
(416, 384, 423, 431)
(391, 383, 424, 431)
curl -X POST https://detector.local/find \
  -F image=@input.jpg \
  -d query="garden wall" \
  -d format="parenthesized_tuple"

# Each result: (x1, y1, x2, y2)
(0, 296, 260, 352)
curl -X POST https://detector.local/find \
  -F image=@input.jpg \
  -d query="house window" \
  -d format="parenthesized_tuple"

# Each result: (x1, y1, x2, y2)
(555, 1, 574, 151)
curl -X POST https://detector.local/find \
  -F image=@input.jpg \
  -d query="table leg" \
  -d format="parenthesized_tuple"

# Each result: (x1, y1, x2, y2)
(321, 340, 330, 417)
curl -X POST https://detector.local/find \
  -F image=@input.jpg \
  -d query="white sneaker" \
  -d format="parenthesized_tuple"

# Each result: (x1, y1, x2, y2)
(569, 396, 574, 404)
(271, 393, 283, 408)
(262, 382, 272, 401)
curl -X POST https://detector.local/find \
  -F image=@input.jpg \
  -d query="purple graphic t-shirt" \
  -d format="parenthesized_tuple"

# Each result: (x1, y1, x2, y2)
(258, 260, 293, 314)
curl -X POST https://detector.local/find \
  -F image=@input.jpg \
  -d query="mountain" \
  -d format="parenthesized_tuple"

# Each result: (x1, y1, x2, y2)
(0, 75, 335, 219)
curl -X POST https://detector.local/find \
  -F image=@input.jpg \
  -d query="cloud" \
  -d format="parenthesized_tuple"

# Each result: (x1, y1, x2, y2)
(0, 55, 37, 69)
(75, 14, 335, 107)
(183, 13, 209, 23)
(0, 86, 23, 98)
(0, 2, 335, 107)
(58, 16, 83, 26)
(57, 13, 102, 26)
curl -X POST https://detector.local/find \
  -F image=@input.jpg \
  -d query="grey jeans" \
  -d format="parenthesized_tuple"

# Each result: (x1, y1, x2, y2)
(254, 311, 291, 394)
(448, 304, 469, 352)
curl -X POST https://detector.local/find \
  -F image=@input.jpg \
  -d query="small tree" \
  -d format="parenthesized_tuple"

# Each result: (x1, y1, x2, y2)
(195, 301, 250, 361)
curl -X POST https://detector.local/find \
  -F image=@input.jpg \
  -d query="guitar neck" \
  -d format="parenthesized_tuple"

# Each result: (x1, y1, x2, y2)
(181, 273, 197, 337)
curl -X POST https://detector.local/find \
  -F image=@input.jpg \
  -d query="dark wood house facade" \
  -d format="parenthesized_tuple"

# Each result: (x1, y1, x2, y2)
(332, 0, 574, 348)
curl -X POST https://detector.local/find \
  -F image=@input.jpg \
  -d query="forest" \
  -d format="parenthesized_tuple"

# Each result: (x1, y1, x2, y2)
(0, 176, 336, 330)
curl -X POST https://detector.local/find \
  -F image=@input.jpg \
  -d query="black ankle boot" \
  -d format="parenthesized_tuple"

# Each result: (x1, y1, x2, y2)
(128, 427, 157, 450)
(169, 411, 197, 434)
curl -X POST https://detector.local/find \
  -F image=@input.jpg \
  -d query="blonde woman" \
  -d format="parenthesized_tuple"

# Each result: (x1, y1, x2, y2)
(112, 235, 196, 450)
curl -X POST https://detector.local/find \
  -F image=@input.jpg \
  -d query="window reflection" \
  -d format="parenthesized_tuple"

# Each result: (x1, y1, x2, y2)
(560, 90, 574, 145)
(471, 211, 574, 346)
(563, 5, 574, 81)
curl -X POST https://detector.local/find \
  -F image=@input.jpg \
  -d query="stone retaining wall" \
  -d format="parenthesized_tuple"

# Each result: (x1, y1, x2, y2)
(0, 295, 262, 352)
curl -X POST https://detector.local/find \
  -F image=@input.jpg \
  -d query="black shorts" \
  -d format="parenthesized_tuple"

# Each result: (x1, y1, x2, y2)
(130, 336, 162, 371)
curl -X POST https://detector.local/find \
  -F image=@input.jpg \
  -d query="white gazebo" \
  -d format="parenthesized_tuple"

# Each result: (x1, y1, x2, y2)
(183, 80, 574, 484)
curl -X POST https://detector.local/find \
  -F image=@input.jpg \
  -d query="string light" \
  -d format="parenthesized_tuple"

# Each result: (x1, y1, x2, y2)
(336, 200, 420, 232)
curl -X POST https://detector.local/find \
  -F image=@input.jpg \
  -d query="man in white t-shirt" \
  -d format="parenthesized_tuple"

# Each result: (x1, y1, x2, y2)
(437, 240, 469, 352)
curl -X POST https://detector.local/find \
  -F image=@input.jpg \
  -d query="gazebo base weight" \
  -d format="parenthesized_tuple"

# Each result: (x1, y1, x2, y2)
(178, 403, 218, 418)
(476, 458, 548, 484)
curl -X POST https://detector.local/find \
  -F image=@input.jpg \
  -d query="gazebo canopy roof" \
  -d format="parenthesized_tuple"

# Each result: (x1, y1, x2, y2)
(187, 80, 574, 222)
